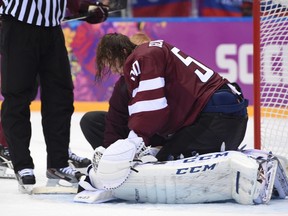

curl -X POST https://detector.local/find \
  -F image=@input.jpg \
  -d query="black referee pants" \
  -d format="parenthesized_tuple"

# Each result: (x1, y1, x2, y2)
(0, 16, 74, 172)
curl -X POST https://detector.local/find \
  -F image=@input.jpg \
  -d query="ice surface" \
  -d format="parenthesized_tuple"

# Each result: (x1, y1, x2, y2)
(1, 112, 287, 216)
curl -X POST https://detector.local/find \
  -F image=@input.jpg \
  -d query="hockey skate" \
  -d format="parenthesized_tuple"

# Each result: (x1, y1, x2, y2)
(0, 145, 15, 179)
(46, 166, 83, 183)
(32, 166, 84, 194)
(68, 149, 91, 174)
(16, 168, 36, 194)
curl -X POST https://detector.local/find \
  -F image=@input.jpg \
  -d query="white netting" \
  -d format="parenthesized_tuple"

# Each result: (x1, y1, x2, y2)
(259, 0, 288, 158)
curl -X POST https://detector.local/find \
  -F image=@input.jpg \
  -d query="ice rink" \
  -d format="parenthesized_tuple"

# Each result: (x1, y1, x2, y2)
(1, 112, 288, 216)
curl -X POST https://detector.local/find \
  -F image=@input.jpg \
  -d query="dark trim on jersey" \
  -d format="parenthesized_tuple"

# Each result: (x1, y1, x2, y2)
(40, 0, 46, 26)
(23, 0, 33, 23)
(13, 0, 22, 19)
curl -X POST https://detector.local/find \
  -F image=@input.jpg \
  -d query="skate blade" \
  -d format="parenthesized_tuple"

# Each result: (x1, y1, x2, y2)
(18, 184, 33, 194)
(0, 166, 16, 179)
(46, 178, 78, 187)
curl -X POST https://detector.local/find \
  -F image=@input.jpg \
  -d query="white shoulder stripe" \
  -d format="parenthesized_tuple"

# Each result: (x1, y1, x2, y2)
(129, 97, 168, 115)
(18, 0, 28, 20)
(132, 77, 165, 98)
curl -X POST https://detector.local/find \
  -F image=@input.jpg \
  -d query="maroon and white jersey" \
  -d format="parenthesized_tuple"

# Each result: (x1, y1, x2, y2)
(124, 40, 228, 143)
(103, 76, 130, 147)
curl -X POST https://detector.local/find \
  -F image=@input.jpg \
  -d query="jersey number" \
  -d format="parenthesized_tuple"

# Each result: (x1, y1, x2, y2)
(171, 47, 214, 82)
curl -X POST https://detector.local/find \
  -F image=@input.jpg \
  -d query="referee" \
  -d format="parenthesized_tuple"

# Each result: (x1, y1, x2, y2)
(0, 0, 83, 191)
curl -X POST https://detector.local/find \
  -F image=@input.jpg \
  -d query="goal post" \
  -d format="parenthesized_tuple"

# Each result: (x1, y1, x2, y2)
(253, 0, 261, 151)
(253, 0, 288, 159)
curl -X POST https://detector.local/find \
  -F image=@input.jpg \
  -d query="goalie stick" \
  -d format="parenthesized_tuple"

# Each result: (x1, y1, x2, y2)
(17, 185, 77, 195)
(31, 179, 78, 194)
(32, 186, 77, 194)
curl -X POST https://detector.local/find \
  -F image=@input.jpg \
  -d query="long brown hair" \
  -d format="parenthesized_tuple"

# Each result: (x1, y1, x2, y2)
(95, 33, 136, 81)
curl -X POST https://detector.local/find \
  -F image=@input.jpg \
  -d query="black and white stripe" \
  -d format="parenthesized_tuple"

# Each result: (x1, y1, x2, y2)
(0, 0, 67, 27)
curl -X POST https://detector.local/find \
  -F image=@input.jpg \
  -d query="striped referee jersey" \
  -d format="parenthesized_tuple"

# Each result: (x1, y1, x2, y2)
(0, 0, 67, 27)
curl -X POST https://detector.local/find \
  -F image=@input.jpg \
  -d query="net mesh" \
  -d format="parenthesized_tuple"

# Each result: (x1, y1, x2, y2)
(258, 0, 288, 158)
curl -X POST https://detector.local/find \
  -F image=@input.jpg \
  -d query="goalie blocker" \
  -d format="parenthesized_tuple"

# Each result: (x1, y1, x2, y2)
(74, 149, 288, 205)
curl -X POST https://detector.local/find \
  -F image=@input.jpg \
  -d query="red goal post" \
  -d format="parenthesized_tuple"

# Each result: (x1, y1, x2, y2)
(253, 0, 288, 159)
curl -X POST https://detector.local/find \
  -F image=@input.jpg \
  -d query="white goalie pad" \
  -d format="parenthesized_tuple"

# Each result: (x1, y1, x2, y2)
(75, 149, 287, 205)
(112, 150, 279, 205)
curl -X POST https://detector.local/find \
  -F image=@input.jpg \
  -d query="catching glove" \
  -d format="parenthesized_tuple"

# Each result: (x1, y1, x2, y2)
(93, 136, 157, 190)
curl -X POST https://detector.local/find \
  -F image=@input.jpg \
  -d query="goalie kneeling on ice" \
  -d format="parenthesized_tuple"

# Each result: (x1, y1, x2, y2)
(112, 150, 285, 204)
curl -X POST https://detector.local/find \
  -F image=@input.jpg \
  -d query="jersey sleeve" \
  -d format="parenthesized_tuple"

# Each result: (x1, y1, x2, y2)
(103, 77, 130, 147)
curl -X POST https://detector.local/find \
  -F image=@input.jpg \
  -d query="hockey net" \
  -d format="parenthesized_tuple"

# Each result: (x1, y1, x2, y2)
(253, 0, 288, 161)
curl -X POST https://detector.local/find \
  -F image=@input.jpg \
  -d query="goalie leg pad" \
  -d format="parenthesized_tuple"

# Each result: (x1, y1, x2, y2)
(114, 152, 236, 204)
(113, 151, 269, 204)
(86, 149, 281, 205)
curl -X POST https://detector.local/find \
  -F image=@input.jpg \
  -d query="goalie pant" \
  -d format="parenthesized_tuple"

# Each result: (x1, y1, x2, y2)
(85, 150, 288, 204)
